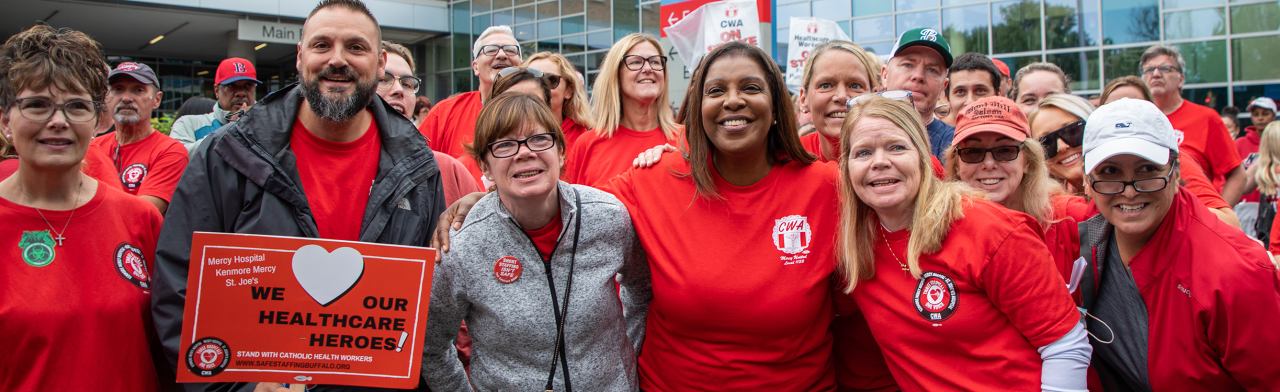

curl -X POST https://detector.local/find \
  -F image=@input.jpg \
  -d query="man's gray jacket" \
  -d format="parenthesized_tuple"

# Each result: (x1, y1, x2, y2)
(151, 83, 446, 392)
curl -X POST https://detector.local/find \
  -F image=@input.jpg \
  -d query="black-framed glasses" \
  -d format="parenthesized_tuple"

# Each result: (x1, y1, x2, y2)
(497, 67, 563, 89)
(956, 145, 1023, 163)
(623, 55, 667, 71)
(1088, 173, 1171, 195)
(1140, 65, 1180, 75)
(11, 97, 102, 122)
(1039, 120, 1085, 159)
(378, 72, 422, 94)
(478, 44, 520, 57)
(847, 90, 914, 107)
(487, 132, 557, 158)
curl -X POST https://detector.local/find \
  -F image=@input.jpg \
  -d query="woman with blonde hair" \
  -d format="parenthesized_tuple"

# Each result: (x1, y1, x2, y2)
(835, 94, 1089, 391)
(1028, 93, 1093, 194)
(525, 51, 593, 151)
(1243, 122, 1280, 247)
(795, 40, 880, 162)
(564, 33, 681, 186)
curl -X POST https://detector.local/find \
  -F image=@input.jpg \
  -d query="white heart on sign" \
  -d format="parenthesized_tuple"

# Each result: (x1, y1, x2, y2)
(292, 245, 365, 307)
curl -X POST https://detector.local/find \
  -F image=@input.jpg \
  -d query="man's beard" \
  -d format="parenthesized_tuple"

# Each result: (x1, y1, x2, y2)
(300, 66, 377, 123)
(114, 103, 141, 125)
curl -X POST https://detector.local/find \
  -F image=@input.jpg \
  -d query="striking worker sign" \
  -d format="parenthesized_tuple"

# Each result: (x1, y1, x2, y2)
(784, 17, 851, 93)
(663, 0, 763, 67)
(177, 232, 436, 388)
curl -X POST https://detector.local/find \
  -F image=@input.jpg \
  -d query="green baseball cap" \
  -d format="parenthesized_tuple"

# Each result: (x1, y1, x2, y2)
(891, 27, 953, 68)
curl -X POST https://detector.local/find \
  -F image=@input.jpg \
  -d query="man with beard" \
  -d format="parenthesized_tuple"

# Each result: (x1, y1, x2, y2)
(170, 57, 259, 152)
(416, 25, 521, 157)
(150, 1, 445, 391)
(881, 27, 955, 163)
(1141, 45, 1245, 206)
(91, 62, 189, 214)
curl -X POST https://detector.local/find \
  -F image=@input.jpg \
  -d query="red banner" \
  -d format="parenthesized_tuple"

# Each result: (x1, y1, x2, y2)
(659, 0, 772, 37)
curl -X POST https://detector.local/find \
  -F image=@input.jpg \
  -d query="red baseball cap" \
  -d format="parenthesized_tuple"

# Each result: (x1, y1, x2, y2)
(991, 59, 1010, 78)
(215, 58, 261, 85)
(953, 96, 1030, 145)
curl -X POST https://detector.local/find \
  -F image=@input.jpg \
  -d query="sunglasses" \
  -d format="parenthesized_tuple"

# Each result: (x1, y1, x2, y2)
(847, 90, 914, 107)
(956, 145, 1023, 163)
(1038, 120, 1084, 159)
(496, 66, 563, 89)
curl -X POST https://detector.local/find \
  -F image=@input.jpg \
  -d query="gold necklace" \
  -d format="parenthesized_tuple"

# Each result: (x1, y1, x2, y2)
(23, 180, 83, 247)
(880, 226, 909, 273)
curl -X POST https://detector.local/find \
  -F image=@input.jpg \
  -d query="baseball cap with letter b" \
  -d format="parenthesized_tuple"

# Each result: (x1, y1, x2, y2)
(215, 58, 262, 85)
(1083, 98, 1180, 174)
(891, 27, 953, 68)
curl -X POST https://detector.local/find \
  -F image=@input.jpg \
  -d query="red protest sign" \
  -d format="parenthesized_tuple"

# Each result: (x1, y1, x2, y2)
(659, 0, 771, 37)
(177, 232, 435, 388)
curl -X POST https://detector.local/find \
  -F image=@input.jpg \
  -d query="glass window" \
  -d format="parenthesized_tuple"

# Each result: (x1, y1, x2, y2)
(642, 3, 661, 37)
(588, 30, 613, 51)
(1233, 35, 1280, 81)
(994, 54, 1043, 79)
(563, 34, 585, 53)
(1103, 46, 1146, 83)
(943, 4, 989, 55)
(473, 0, 491, 11)
(778, 2, 810, 28)
(1174, 40, 1227, 83)
(859, 40, 894, 55)
(453, 34, 472, 69)
(1047, 50, 1101, 90)
(776, 27, 789, 66)
(1101, 0, 1159, 45)
(1181, 86, 1228, 113)
(516, 5, 536, 24)
(493, 0, 512, 9)
(472, 14, 491, 37)
(992, 0, 1042, 54)
(1045, 0, 1100, 49)
(454, 69, 472, 95)
(896, 10, 940, 37)
(614, 0, 640, 40)
(563, 0, 584, 15)
(1233, 83, 1280, 115)
(537, 41, 559, 53)
(853, 0, 892, 17)
(943, 0, 984, 4)
(515, 24, 535, 41)
(1164, 0, 1222, 9)
(813, 0, 851, 20)
(565, 54, 586, 73)
(588, 51, 609, 72)
(454, 1, 471, 34)
(853, 16, 896, 42)
(521, 42, 537, 58)
(538, 1, 558, 19)
(1164, 8, 1227, 39)
(897, 0, 940, 13)
(1231, 2, 1280, 34)
(515, 0, 533, 6)
(563, 16, 585, 35)
(587, 0, 611, 30)
(538, 20, 560, 38)
(493, 9, 514, 26)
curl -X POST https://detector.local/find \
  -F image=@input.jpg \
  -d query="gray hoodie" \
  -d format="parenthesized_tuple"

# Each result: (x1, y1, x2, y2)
(422, 182, 650, 392)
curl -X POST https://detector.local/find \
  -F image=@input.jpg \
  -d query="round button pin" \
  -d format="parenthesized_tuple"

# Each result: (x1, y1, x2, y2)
(493, 256, 522, 284)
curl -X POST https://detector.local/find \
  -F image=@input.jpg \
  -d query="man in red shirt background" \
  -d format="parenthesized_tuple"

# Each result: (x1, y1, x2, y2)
(91, 62, 188, 214)
(1141, 45, 1245, 207)
(417, 25, 522, 157)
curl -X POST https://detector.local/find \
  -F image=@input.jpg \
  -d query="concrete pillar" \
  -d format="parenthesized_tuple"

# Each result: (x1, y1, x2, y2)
(227, 31, 256, 64)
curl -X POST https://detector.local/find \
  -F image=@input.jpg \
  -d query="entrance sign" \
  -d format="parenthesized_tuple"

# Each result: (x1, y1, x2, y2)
(663, 0, 763, 68)
(237, 20, 304, 45)
(784, 17, 851, 94)
(177, 232, 436, 389)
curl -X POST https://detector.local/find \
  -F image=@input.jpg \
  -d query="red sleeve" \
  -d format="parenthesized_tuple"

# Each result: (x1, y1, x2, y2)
(81, 145, 123, 191)
(931, 155, 945, 179)
(1180, 158, 1229, 210)
(563, 135, 590, 185)
(1206, 254, 1280, 389)
(137, 142, 189, 202)
(981, 217, 1081, 347)
(1203, 114, 1243, 179)
(434, 152, 484, 205)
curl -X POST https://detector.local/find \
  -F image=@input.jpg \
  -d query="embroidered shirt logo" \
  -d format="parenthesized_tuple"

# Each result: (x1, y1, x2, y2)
(121, 163, 148, 190)
(914, 271, 958, 324)
(772, 215, 812, 254)
(115, 242, 151, 289)
(19, 230, 56, 267)
(919, 29, 939, 42)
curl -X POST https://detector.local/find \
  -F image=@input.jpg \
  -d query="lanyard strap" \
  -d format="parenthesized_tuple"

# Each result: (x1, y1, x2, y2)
(528, 190, 580, 392)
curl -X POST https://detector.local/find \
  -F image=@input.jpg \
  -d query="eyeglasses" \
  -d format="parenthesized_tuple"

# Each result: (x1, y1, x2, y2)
(497, 67, 563, 89)
(933, 104, 951, 118)
(378, 72, 422, 94)
(487, 132, 557, 158)
(847, 90, 914, 107)
(1088, 173, 1171, 195)
(956, 145, 1023, 163)
(623, 55, 667, 71)
(1039, 120, 1085, 159)
(1140, 65, 1180, 75)
(479, 44, 520, 57)
(11, 97, 102, 122)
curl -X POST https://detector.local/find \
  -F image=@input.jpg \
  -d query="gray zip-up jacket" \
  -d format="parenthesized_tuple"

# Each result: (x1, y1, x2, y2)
(152, 83, 445, 392)
(422, 182, 650, 392)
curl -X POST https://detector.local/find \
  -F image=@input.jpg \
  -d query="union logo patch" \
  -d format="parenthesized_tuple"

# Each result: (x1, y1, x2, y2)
(772, 215, 812, 255)
(121, 163, 148, 190)
(19, 230, 56, 267)
(114, 242, 150, 289)
(185, 337, 230, 377)
(913, 271, 958, 323)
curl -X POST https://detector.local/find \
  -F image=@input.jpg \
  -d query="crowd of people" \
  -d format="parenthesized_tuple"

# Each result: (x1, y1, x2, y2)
(2, 0, 1278, 391)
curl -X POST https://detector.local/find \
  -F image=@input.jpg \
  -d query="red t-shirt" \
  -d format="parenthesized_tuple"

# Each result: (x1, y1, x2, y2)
(290, 117, 381, 241)
(522, 209, 563, 262)
(0, 184, 164, 391)
(0, 158, 16, 179)
(565, 125, 679, 186)
(1, 149, 125, 193)
(1180, 157, 1228, 210)
(561, 117, 589, 153)
(799, 132, 946, 177)
(601, 155, 839, 391)
(434, 151, 484, 206)
(840, 200, 1080, 392)
(1166, 101, 1242, 180)
(832, 307, 897, 392)
(1236, 126, 1262, 203)
(456, 153, 488, 191)
(418, 91, 482, 158)
(91, 130, 189, 201)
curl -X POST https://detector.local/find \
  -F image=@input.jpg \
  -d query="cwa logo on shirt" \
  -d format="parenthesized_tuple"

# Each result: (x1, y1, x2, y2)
(121, 163, 148, 190)
(773, 215, 812, 265)
(114, 242, 151, 290)
(914, 271, 958, 324)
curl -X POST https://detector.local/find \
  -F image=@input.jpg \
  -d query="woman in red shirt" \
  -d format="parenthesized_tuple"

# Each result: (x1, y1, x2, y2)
(526, 52, 593, 152)
(0, 25, 166, 391)
(563, 33, 682, 186)
(795, 40, 880, 163)
(836, 95, 1089, 391)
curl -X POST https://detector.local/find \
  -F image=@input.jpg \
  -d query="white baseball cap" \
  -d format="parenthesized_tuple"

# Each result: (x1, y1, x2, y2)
(1247, 97, 1277, 113)
(1083, 98, 1180, 174)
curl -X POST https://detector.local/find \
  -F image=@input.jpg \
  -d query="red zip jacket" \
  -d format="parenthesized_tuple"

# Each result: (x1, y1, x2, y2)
(1236, 126, 1262, 203)
(1080, 187, 1280, 391)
